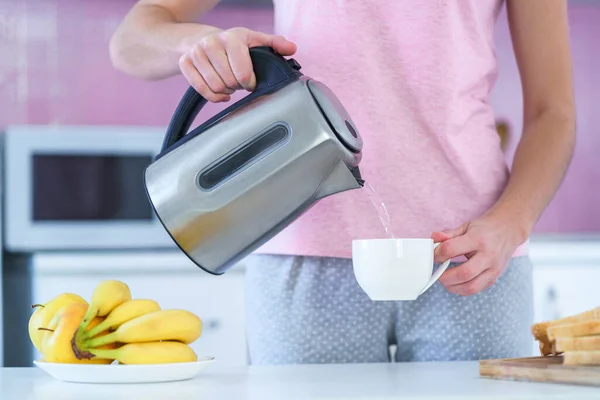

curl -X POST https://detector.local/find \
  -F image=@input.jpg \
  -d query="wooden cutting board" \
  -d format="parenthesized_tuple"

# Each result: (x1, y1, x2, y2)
(479, 356, 600, 387)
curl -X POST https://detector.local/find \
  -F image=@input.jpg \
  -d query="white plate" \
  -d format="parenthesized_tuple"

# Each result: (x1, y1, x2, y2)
(33, 357, 215, 384)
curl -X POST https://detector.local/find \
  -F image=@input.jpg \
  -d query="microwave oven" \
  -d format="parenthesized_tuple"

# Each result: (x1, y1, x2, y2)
(2, 125, 175, 251)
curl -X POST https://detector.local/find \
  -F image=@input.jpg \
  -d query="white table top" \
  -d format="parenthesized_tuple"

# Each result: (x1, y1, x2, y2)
(2, 361, 599, 400)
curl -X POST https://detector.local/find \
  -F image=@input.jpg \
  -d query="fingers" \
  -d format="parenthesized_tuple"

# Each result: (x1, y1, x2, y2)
(179, 56, 230, 103)
(203, 35, 240, 92)
(439, 253, 500, 296)
(179, 27, 297, 101)
(190, 41, 234, 93)
(481, 278, 497, 292)
(444, 268, 498, 296)
(434, 234, 477, 263)
(431, 231, 452, 243)
(439, 254, 487, 287)
(432, 219, 510, 296)
(432, 224, 469, 260)
(224, 35, 256, 91)
(434, 224, 468, 240)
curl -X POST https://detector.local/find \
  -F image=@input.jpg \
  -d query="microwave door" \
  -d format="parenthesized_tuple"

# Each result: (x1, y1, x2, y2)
(33, 154, 153, 222)
(34, 156, 105, 221)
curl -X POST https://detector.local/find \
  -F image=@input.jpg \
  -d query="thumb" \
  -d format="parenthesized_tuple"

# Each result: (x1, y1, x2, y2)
(243, 31, 297, 91)
(246, 31, 297, 56)
(270, 35, 297, 56)
(431, 223, 468, 242)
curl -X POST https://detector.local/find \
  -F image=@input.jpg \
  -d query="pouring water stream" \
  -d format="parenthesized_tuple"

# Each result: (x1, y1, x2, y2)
(363, 182, 395, 239)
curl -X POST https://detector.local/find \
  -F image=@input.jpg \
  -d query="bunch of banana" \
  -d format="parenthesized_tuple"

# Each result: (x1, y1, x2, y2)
(28, 279, 203, 365)
(76, 309, 203, 364)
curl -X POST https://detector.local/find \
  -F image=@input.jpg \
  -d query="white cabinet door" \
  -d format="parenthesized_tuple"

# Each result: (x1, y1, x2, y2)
(31, 252, 248, 367)
(531, 263, 600, 355)
(532, 265, 600, 321)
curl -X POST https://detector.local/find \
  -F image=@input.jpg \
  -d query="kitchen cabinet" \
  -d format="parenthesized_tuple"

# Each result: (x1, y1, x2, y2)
(30, 239, 600, 365)
(530, 266, 600, 355)
(529, 239, 600, 355)
(30, 251, 248, 367)
(532, 265, 600, 323)
(529, 240, 600, 321)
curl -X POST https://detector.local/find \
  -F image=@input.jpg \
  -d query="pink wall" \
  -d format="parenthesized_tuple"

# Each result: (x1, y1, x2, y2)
(0, 0, 274, 126)
(1, 0, 598, 234)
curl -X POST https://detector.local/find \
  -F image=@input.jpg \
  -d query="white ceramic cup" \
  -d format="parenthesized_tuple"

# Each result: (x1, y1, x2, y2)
(352, 238, 451, 301)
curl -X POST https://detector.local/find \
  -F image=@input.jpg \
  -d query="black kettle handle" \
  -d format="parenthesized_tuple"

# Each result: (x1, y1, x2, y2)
(160, 46, 302, 154)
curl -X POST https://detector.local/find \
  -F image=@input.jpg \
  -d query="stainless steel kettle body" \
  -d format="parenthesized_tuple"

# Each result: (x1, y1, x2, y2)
(145, 47, 365, 275)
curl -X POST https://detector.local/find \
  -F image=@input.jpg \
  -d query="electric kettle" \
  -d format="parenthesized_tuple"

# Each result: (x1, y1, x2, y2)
(144, 46, 365, 275)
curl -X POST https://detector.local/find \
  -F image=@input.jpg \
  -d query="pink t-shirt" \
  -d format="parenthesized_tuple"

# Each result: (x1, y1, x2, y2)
(256, 0, 528, 259)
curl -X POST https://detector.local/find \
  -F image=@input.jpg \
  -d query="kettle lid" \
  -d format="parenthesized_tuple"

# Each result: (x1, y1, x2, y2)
(307, 80, 363, 153)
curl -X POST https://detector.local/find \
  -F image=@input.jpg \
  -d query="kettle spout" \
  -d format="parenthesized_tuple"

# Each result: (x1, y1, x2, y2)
(314, 159, 364, 201)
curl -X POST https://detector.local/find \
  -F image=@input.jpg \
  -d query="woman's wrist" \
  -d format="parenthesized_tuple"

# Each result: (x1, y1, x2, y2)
(177, 25, 223, 56)
(483, 203, 533, 247)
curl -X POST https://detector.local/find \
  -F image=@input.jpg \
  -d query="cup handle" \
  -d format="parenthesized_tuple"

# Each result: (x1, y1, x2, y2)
(418, 242, 451, 295)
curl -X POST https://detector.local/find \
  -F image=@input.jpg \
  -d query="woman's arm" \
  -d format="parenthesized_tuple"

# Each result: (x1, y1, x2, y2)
(433, 0, 576, 296)
(488, 0, 576, 236)
(109, 0, 296, 101)
(109, 0, 223, 80)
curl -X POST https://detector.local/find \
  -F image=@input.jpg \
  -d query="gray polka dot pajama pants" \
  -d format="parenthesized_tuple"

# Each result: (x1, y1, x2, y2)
(244, 254, 534, 365)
